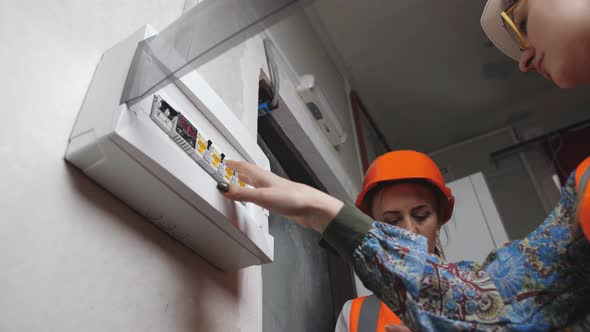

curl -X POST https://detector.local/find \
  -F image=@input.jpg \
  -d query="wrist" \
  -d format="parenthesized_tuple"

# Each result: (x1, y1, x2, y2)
(308, 192, 344, 233)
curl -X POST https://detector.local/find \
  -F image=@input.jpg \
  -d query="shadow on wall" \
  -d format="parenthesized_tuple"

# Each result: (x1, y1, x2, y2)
(63, 161, 243, 331)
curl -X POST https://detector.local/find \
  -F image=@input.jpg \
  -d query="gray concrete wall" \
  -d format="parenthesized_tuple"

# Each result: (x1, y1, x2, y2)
(260, 141, 335, 332)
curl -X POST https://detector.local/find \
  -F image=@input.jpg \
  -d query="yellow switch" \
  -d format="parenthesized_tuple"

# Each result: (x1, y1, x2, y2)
(196, 133, 207, 154)
(212, 152, 221, 167)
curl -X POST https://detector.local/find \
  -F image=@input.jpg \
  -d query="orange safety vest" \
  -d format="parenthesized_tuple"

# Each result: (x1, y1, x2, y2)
(349, 295, 402, 332)
(576, 157, 590, 240)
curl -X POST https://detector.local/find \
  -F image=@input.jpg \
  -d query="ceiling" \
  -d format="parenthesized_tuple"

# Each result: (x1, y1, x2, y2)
(306, 0, 587, 152)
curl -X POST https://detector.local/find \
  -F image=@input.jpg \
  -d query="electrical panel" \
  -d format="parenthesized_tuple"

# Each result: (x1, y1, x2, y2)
(65, 26, 273, 270)
(150, 95, 246, 187)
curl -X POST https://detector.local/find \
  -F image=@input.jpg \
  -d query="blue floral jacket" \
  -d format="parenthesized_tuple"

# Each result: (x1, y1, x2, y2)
(323, 173, 590, 331)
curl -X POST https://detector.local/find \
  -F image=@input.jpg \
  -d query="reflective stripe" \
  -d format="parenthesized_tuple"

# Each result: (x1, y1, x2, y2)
(349, 295, 402, 332)
(358, 294, 380, 332)
(349, 297, 366, 332)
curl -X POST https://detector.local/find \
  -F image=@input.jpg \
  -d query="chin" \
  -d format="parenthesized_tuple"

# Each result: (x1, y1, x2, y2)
(553, 79, 576, 89)
(551, 71, 578, 88)
(550, 62, 590, 88)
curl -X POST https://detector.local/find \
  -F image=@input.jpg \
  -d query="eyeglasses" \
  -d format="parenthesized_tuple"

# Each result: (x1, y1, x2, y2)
(500, 0, 529, 51)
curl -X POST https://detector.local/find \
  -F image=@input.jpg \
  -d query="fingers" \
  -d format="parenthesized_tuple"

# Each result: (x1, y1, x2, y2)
(221, 181, 272, 208)
(221, 181, 253, 202)
(226, 160, 283, 188)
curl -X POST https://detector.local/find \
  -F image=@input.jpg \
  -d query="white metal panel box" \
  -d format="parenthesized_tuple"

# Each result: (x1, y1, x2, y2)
(66, 26, 273, 270)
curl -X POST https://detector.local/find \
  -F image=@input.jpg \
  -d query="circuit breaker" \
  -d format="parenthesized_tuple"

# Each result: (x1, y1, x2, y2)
(65, 25, 273, 270)
(150, 94, 246, 187)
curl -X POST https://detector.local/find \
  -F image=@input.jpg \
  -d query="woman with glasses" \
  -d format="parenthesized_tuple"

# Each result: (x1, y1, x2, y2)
(481, 0, 590, 88)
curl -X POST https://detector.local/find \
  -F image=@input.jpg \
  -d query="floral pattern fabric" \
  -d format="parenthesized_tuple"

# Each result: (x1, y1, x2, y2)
(352, 172, 590, 331)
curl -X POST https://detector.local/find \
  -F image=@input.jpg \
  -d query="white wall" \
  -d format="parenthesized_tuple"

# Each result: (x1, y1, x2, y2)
(265, 7, 364, 192)
(0, 1, 266, 331)
(441, 173, 509, 263)
(0, 0, 364, 330)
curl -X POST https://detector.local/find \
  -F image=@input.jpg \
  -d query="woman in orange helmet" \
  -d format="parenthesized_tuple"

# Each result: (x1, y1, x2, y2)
(335, 151, 451, 332)
(219, 151, 590, 330)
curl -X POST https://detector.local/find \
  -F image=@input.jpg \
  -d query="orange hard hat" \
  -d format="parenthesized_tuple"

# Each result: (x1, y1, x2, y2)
(356, 150, 455, 223)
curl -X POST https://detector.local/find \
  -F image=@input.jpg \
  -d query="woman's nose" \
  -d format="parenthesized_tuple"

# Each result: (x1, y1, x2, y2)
(401, 218, 418, 234)
(519, 48, 536, 72)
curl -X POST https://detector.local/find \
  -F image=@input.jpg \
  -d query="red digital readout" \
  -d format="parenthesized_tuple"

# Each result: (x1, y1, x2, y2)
(178, 116, 196, 137)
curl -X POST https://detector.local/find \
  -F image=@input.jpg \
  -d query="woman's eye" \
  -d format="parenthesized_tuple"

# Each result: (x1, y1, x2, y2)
(383, 219, 400, 225)
(414, 215, 429, 222)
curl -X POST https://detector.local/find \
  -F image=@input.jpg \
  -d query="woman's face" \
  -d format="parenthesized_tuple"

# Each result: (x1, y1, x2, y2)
(514, 0, 590, 87)
(370, 183, 441, 254)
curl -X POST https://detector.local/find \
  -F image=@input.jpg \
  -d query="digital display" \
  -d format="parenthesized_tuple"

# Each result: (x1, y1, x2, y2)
(175, 115, 197, 148)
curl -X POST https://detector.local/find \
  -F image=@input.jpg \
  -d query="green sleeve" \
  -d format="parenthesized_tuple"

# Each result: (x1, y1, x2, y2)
(321, 202, 375, 258)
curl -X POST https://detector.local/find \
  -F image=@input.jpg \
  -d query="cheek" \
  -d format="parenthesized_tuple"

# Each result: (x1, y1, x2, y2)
(526, 3, 568, 57)
(527, 1, 590, 87)
(418, 217, 440, 251)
